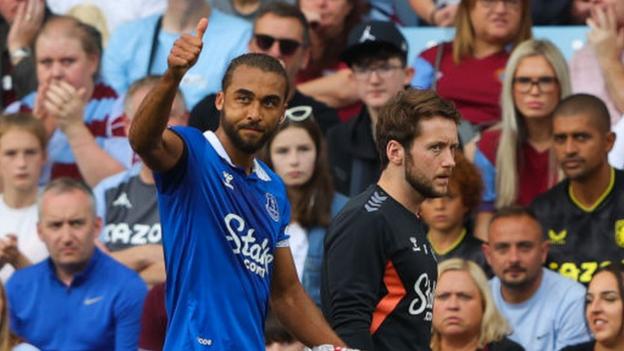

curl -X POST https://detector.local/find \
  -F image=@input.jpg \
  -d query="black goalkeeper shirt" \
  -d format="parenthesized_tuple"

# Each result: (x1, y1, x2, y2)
(531, 168, 624, 285)
(321, 185, 437, 351)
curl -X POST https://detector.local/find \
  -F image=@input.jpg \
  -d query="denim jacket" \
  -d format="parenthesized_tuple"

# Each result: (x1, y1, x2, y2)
(301, 193, 348, 306)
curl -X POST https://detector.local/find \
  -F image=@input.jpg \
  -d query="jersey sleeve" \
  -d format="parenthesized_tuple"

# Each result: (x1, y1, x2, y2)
(411, 56, 435, 90)
(153, 126, 191, 195)
(473, 147, 497, 211)
(276, 196, 291, 247)
(323, 210, 388, 350)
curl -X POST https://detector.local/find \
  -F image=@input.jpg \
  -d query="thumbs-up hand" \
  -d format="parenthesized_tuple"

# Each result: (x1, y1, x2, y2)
(168, 18, 208, 80)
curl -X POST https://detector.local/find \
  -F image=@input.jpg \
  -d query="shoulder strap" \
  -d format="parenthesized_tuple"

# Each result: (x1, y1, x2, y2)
(147, 16, 163, 76)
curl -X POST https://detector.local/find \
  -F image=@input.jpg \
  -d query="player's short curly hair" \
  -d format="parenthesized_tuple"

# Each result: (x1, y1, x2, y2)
(221, 53, 289, 99)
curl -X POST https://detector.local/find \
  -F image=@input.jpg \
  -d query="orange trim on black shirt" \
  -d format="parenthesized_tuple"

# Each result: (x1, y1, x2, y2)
(370, 261, 406, 334)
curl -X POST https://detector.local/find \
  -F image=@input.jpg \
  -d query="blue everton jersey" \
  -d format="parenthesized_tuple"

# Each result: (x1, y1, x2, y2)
(154, 127, 290, 351)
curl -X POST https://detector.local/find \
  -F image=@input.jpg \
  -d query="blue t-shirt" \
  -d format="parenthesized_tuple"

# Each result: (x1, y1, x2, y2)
(154, 128, 290, 350)
(102, 11, 251, 108)
(490, 268, 591, 351)
(6, 248, 147, 351)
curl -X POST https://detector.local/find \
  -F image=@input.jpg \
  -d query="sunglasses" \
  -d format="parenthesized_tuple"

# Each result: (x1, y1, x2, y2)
(285, 106, 313, 122)
(254, 34, 302, 56)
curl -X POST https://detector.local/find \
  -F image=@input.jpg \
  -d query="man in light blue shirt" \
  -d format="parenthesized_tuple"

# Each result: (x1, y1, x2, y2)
(102, 0, 250, 108)
(6, 178, 147, 351)
(483, 206, 590, 351)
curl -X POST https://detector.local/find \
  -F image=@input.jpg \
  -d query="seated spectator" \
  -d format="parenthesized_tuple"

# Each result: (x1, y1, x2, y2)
(561, 263, 624, 351)
(265, 310, 305, 351)
(420, 153, 489, 275)
(139, 283, 167, 351)
(102, 0, 251, 109)
(6, 178, 147, 350)
(413, 0, 532, 143)
(297, 0, 366, 82)
(189, 2, 339, 135)
(94, 76, 187, 285)
(431, 258, 523, 351)
(210, 0, 295, 22)
(46, 0, 166, 33)
(5, 16, 128, 187)
(531, 94, 622, 284)
(326, 20, 413, 196)
(0, 114, 48, 282)
(470, 39, 570, 239)
(570, 0, 624, 168)
(484, 206, 591, 351)
(0, 0, 50, 109)
(0, 280, 37, 351)
(570, 0, 624, 125)
(296, 0, 367, 109)
(260, 111, 347, 306)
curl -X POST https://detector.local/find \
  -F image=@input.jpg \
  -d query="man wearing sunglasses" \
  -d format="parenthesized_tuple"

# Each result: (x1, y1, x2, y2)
(325, 20, 414, 197)
(189, 2, 339, 133)
(188, 2, 340, 135)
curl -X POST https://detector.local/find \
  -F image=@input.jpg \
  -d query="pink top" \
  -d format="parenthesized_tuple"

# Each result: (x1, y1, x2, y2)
(570, 45, 623, 125)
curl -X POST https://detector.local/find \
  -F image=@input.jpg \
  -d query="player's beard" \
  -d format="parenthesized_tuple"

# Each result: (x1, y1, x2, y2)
(404, 152, 445, 199)
(220, 112, 277, 155)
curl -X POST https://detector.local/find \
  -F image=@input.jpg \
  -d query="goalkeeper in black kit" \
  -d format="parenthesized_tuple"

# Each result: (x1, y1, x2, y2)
(322, 89, 461, 350)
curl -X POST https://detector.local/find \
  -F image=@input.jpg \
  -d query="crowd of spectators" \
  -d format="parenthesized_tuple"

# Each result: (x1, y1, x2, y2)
(0, 0, 623, 350)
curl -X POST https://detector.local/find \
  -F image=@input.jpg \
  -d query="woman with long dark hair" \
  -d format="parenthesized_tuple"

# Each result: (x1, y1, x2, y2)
(562, 263, 624, 351)
(261, 108, 347, 305)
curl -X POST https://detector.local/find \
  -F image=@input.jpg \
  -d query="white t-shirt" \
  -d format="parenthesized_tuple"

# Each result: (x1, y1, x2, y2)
(609, 116, 624, 170)
(0, 195, 48, 282)
(285, 222, 309, 281)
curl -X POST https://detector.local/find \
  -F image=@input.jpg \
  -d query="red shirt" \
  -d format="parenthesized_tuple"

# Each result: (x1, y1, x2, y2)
(420, 43, 509, 127)
(478, 129, 553, 206)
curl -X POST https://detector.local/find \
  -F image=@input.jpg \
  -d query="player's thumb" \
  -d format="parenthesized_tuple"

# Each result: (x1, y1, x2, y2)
(195, 18, 208, 40)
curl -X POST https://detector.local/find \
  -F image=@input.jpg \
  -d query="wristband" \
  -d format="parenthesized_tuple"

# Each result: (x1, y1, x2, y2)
(9, 47, 32, 64)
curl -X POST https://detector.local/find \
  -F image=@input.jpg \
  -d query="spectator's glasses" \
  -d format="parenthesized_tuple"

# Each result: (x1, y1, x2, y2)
(513, 76, 559, 93)
(478, 0, 522, 9)
(254, 34, 302, 56)
(285, 106, 313, 121)
(352, 64, 404, 81)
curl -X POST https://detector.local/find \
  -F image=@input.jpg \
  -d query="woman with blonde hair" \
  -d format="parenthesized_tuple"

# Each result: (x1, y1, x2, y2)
(471, 39, 570, 239)
(413, 0, 532, 143)
(432, 258, 523, 351)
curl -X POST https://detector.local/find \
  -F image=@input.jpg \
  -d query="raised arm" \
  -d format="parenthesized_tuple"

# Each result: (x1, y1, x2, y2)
(129, 18, 208, 172)
(588, 4, 624, 115)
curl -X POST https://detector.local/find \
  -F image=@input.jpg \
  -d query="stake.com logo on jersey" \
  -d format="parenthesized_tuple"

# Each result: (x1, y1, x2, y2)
(224, 213, 274, 278)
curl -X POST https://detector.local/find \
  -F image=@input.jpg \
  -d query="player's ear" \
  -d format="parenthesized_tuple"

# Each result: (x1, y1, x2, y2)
(215, 91, 224, 111)
(386, 140, 404, 166)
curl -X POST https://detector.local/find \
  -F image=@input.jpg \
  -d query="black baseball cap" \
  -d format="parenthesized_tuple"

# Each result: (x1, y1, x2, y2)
(341, 20, 408, 65)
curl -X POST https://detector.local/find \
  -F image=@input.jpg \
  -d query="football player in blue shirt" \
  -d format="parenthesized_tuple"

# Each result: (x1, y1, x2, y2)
(128, 18, 345, 350)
